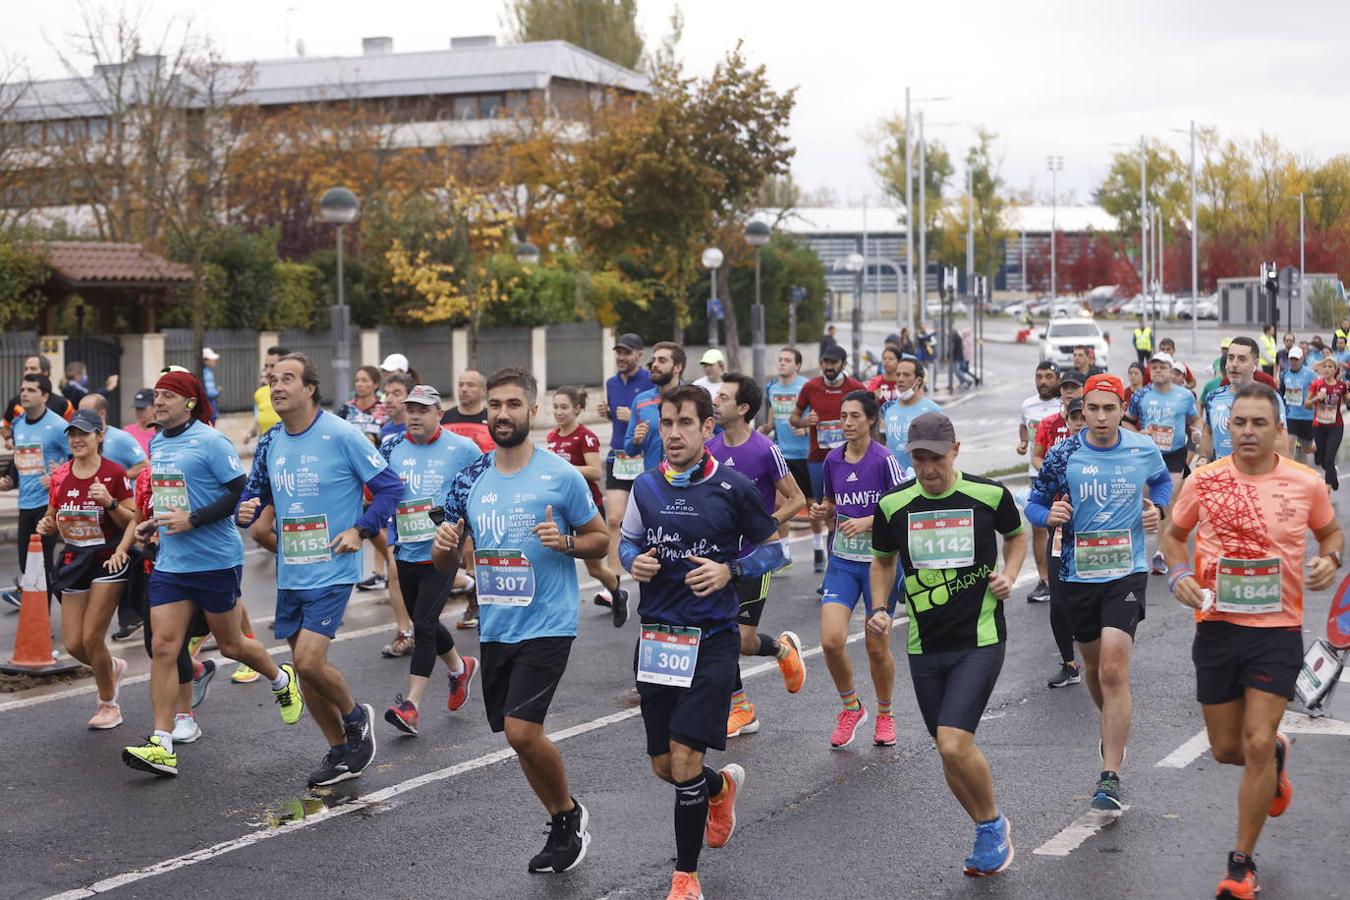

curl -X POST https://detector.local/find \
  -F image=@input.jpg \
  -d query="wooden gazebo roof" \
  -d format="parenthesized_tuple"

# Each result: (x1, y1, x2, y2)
(39, 241, 193, 332)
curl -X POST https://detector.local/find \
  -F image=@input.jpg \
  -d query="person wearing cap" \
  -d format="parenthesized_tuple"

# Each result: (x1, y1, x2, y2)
(380, 353, 410, 375)
(125, 388, 158, 456)
(790, 344, 866, 514)
(1123, 351, 1199, 576)
(77, 393, 147, 479)
(0, 372, 70, 610)
(692, 347, 726, 398)
(1275, 331, 1296, 373)
(1035, 391, 1088, 691)
(1030, 370, 1084, 473)
(1200, 337, 1288, 464)
(1278, 345, 1316, 465)
(1018, 361, 1061, 605)
(869, 411, 1026, 876)
(201, 348, 221, 424)
(1025, 372, 1172, 813)
(378, 384, 482, 736)
(598, 333, 652, 581)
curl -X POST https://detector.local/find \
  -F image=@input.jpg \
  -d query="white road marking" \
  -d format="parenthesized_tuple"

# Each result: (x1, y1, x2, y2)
(1032, 807, 1129, 857)
(1154, 712, 1350, 770)
(41, 625, 891, 899)
(1155, 731, 1212, 769)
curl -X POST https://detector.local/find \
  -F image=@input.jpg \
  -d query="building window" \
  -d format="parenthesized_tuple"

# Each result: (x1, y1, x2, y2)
(478, 94, 503, 118)
(453, 96, 478, 120)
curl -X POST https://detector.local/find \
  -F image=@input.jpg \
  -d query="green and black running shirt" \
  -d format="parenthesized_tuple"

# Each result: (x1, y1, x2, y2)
(871, 472, 1023, 655)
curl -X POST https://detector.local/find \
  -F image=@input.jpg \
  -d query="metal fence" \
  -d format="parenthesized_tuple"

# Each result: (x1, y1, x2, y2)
(378, 326, 455, 394)
(278, 328, 363, 406)
(545, 322, 603, 387)
(473, 327, 532, 378)
(163, 329, 259, 414)
(0, 332, 39, 409)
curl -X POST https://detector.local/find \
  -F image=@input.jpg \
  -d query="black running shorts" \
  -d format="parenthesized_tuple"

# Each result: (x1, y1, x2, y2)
(907, 642, 1006, 736)
(480, 636, 574, 732)
(1059, 572, 1148, 643)
(636, 626, 739, 757)
(1193, 620, 1302, 704)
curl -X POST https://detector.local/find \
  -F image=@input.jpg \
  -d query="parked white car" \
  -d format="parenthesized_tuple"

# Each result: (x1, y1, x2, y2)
(1041, 317, 1110, 369)
(1176, 295, 1219, 320)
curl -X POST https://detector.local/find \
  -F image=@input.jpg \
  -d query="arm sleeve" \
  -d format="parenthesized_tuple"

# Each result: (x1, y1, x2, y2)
(1026, 443, 1065, 509)
(356, 468, 403, 534)
(1146, 463, 1173, 507)
(193, 475, 245, 526)
(995, 485, 1024, 536)
(736, 541, 787, 577)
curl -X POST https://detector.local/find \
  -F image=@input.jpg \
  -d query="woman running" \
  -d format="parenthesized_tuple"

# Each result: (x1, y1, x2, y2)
(1306, 356, 1346, 491)
(547, 386, 628, 627)
(810, 390, 905, 750)
(338, 365, 389, 446)
(36, 410, 135, 729)
(867, 345, 904, 406)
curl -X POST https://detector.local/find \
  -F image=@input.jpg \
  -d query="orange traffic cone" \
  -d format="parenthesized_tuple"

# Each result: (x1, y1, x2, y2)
(1, 535, 83, 675)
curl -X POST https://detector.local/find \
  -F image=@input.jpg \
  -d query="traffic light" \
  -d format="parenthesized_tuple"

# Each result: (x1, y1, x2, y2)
(1264, 262, 1279, 296)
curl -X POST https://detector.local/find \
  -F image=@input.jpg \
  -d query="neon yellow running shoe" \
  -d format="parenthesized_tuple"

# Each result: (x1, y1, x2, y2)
(122, 735, 178, 777)
(230, 663, 260, 684)
(187, 635, 205, 657)
(273, 662, 305, 725)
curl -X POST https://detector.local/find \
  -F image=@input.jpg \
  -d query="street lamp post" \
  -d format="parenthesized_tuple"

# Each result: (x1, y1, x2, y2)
(904, 87, 914, 338)
(842, 253, 865, 376)
(515, 240, 540, 267)
(918, 112, 927, 316)
(319, 186, 360, 402)
(701, 248, 724, 349)
(1046, 155, 1062, 300)
(744, 220, 772, 408)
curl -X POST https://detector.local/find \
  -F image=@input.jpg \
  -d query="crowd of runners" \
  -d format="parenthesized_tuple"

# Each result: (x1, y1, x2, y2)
(2, 316, 1345, 900)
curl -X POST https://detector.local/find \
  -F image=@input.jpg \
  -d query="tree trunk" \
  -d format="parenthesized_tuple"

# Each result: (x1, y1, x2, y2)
(718, 264, 742, 372)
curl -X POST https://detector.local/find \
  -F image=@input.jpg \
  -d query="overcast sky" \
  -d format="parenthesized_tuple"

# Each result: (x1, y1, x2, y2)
(8, 0, 1349, 209)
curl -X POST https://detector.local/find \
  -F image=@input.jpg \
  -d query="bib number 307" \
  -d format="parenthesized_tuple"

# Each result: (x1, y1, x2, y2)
(474, 549, 536, 607)
(637, 625, 702, 688)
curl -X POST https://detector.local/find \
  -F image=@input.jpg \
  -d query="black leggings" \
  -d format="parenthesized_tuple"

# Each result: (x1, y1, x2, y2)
(1313, 423, 1343, 489)
(1047, 531, 1075, 665)
(397, 559, 456, 678)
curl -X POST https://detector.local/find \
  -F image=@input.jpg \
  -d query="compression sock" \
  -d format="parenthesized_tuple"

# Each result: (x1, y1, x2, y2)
(839, 689, 862, 711)
(756, 634, 780, 657)
(877, 700, 893, 717)
(702, 765, 726, 800)
(673, 774, 709, 873)
(730, 689, 749, 710)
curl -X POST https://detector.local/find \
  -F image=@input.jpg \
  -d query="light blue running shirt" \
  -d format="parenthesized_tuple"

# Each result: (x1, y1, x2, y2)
(380, 428, 481, 563)
(882, 395, 942, 470)
(1206, 384, 1287, 459)
(1125, 384, 1197, 452)
(102, 425, 148, 472)
(149, 420, 245, 573)
(11, 409, 68, 510)
(766, 375, 810, 460)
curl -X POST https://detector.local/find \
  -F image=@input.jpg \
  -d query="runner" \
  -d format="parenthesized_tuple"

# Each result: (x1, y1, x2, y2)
(706, 373, 807, 738)
(547, 385, 629, 626)
(870, 412, 1026, 877)
(124, 388, 157, 456)
(810, 390, 906, 749)
(379, 385, 482, 735)
(122, 369, 304, 778)
(433, 366, 608, 875)
(692, 348, 726, 398)
(1123, 351, 1199, 574)
(440, 368, 494, 452)
(77, 394, 147, 478)
(1277, 347, 1315, 465)
(763, 347, 824, 572)
(1159, 380, 1343, 900)
(1306, 355, 1346, 490)
(1017, 361, 1061, 604)
(1, 374, 70, 608)
(1025, 373, 1172, 810)
(34, 410, 135, 729)
(598, 333, 652, 597)
(237, 353, 398, 787)
(880, 358, 942, 474)
(1042, 399, 1087, 689)
(867, 344, 904, 405)
(1201, 337, 1287, 463)
(625, 342, 687, 473)
(619, 384, 783, 900)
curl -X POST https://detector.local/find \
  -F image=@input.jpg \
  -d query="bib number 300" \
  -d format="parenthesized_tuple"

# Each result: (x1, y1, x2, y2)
(636, 625, 702, 688)
(474, 549, 536, 607)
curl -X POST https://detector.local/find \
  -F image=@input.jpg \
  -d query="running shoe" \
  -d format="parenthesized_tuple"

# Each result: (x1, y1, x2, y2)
(172, 712, 202, 744)
(447, 656, 477, 712)
(110, 655, 128, 703)
(592, 589, 613, 608)
(230, 662, 260, 684)
(727, 703, 760, 738)
(963, 813, 1014, 876)
(380, 630, 414, 658)
(873, 713, 897, 747)
(192, 659, 217, 709)
(307, 747, 354, 787)
(1270, 732, 1292, 818)
(1025, 579, 1050, 603)
(1047, 662, 1081, 688)
(1091, 771, 1124, 811)
(343, 702, 377, 775)
(830, 706, 869, 749)
(457, 602, 479, 630)
(705, 763, 744, 849)
(1150, 551, 1169, 576)
(187, 635, 206, 657)
(612, 588, 630, 628)
(111, 620, 143, 641)
(384, 696, 420, 735)
(1, 589, 20, 610)
(88, 701, 123, 730)
(272, 662, 305, 725)
(355, 572, 387, 591)
(665, 871, 703, 900)
(529, 798, 591, 874)
(122, 735, 178, 777)
(450, 574, 477, 596)
(777, 630, 805, 693)
(812, 548, 826, 573)
(1215, 851, 1258, 900)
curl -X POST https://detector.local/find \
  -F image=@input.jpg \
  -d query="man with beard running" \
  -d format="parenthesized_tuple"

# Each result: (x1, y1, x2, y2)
(625, 342, 687, 474)
(1017, 361, 1061, 604)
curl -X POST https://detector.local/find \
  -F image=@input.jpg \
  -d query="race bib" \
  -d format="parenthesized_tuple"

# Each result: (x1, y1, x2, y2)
(612, 452, 644, 482)
(1074, 530, 1134, 579)
(14, 442, 43, 476)
(151, 472, 190, 515)
(1215, 556, 1282, 615)
(280, 514, 332, 565)
(395, 497, 436, 544)
(636, 624, 701, 687)
(817, 419, 845, 448)
(1147, 424, 1174, 450)
(771, 395, 797, 418)
(57, 507, 103, 547)
(1316, 403, 1338, 425)
(1051, 527, 1063, 558)
(833, 514, 873, 562)
(474, 549, 536, 606)
(1283, 387, 1304, 407)
(908, 509, 975, 569)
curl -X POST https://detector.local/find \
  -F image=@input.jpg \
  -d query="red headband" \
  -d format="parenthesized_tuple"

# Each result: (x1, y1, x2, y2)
(154, 371, 213, 425)
(1083, 373, 1125, 401)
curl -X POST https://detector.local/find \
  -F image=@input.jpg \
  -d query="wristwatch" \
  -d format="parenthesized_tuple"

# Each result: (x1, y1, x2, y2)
(357, 525, 377, 540)
(1326, 550, 1343, 569)
(729, 559, 744, 581)
(867, 607, 889, 619)
(1153, 502, 1167, 521)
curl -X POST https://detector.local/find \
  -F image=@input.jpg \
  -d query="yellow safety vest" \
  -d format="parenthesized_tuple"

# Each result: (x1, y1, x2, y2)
(1133, 327, 1153, 352)
(1259, 334, 1277, 367)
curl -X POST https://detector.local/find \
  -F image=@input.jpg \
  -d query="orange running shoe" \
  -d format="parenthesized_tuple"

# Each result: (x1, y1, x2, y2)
(726, 703, 760, 737)
(665, 870, 704, 900)
(1215, 851, 1258, 899)
(777, 630, 805, 693)
(1269, 732, 1292, 818)
(704, 763, 744, 849)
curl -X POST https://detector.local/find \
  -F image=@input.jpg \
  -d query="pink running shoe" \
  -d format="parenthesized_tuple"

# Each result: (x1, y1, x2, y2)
(873, 713, 897, 746)
(830, 706, 869, 749)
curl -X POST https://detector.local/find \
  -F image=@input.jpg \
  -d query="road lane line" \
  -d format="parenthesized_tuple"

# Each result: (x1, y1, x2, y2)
(1031, 807, 1129, 857)
(1155, 731, 1212, 769)
(1156, 712, 1350, 771)
(41, 625, 890, 899)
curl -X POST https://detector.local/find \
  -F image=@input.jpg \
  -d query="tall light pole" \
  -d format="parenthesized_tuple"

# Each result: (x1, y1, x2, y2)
(917, 111, 927, 316)
(966, 165, 975, 294)
(1139, 136, 1148, 319)
(1299, 192, 1305, 277)
(319, 186, 359, 401)
(1180, 121, 1198, 354)
(701, 247, 724, 349)
(1046, 155, 1062, 299)
(904, 87, 914, 338)
(842, 252, 865, 374)
(744, 220, 771, 401)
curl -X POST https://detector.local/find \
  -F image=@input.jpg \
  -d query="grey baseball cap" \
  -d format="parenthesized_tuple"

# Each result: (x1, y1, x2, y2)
(613, 333, 643, 352)
(905, 412, 957, 456)
(404, 385, 442, 407)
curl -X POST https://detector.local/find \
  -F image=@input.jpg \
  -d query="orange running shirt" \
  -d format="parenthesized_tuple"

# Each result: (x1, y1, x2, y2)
(1171, 455, 1334, 628)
